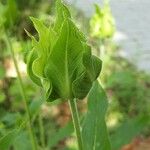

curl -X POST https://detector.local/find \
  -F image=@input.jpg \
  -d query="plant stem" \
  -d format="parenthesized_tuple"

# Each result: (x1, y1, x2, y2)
(68, 99, 83, 150)
(38, 112, 46, 149)
(5, 31, 37, 150)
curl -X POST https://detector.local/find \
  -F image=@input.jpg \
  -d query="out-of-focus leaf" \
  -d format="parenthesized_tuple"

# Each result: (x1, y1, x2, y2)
(0, 129, 20, 150)
(0, 92, 6, 103)
(110, 115, 150, 150)
(4, 0, 19, 28)
(13, 131, 32, 150)
(48, 121, 74, 149)
(0, 3, 6, 32)
(0, 64, 5, 79)
(1, 113, 22, 128)
(106, 71, 136, 88)
(82, 81, 111, 150)
(29, 98, 44, 119)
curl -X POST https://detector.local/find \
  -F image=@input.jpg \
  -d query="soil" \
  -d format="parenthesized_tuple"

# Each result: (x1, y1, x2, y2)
(121, 137, 150, 150)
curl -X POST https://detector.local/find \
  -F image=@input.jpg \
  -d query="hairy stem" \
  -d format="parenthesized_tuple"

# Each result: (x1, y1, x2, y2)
(68, 99, 83, 150)
(5, 31, 37, 150)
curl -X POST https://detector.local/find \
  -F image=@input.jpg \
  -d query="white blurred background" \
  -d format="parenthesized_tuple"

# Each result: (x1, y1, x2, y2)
(65, 0, 150, 72)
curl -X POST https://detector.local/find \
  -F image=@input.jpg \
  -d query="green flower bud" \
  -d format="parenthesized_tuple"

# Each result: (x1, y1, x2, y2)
(26, 0, 102, 102)
(90, 2, 115, 39)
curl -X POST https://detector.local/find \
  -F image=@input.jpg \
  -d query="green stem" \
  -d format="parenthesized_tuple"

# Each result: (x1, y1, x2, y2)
(68, 99, 83, 150)
(4, 31, 37, 150)
(38, 112, 46, 149)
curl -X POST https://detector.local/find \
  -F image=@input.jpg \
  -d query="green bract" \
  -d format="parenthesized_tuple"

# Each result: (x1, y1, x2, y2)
(26, 0, 102, 102)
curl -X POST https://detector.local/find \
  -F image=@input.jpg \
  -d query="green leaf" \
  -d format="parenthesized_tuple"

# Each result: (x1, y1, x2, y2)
(48, 121, 74, 148)
(0, 129, 20, 150)
(72, 45, 102, 99)
(110, 115, 150, 150)
(29, 17, 53, 78)
(27, 50, 42, 86)
(54, 0, 71, 32)
(0, 91, 6, 103)
(4, 0, 19, 28)
(13, 131, 32, 150)
(29, 98, 44, 118)
(72, 71, 93, 100)
(26, 17, 56, 86)
(82, 81, 111, 150)
(94, 4, 102, 16)
(83, 45, 102, 81)
(45, 19, 85, 100)
(0, 64, 6, 79)
(54, 0, 85, 41)
(0, 3, 6, 32)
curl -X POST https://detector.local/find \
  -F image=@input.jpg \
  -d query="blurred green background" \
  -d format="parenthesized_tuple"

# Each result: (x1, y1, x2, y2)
(0, 0, 150, 150)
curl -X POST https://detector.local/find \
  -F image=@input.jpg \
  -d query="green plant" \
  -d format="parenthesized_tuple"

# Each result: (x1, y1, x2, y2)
(26, 0, 111, 149)
(89, 1, 115, 58)
(4, 32, 38, 150)
(98, 35, 150, 148)
(0, 0, 37, 150)
(90, 1, 115, 40)
(0, 0, 19, 31)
